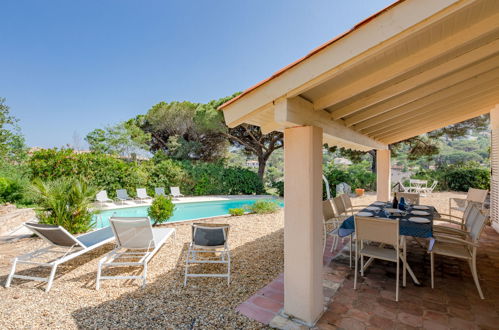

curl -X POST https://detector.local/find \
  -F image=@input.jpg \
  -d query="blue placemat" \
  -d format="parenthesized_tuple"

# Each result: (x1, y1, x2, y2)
(337, 202, 437, 238)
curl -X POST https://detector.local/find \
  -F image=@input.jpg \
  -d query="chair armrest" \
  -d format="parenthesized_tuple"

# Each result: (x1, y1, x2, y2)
(433, 225, 469, 237)
(434, 213, 462, 220)
(433, 217, 463, 226)
(434, 234, 478, 247)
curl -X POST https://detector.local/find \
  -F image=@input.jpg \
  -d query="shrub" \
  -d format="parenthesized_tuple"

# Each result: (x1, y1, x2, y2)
(271, 180, 284, 197)
(29, 177, 98, 234)
(412, 162, 490, 192)
(323, 161, 376, 198)
(148, 195, 175, 226)
(228, 208, 245, 216)
(247, 199, 279, 214)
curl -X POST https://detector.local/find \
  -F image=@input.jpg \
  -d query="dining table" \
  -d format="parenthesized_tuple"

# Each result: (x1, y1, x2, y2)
(336, 201, 439, 286)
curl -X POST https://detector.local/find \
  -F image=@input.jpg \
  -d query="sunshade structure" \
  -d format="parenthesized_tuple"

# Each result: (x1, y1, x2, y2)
(220, 0, 499, 325)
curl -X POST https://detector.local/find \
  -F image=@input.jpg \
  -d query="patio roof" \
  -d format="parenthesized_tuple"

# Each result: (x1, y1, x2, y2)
(220, 0, 499, 151)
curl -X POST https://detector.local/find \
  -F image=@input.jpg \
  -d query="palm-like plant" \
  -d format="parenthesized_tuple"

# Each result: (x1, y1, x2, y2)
(30, 177, 99, 234)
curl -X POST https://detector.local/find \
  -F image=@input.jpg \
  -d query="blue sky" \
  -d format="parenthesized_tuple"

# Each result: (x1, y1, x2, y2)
(1, 0, 394, 148)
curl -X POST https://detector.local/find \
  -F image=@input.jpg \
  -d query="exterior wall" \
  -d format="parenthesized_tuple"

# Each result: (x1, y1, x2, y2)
(283, 126, 324, 325)
(376, 149, 392, 201)
(490, 105, 499, 232)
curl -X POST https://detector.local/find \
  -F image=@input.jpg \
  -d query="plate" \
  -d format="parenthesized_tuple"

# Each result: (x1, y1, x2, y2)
(411, 210, 430, 216)
(385, 208, 403, 213)
(413, 205, 429, 210)
(366, 206, 380, 211)
(408, 217, 430, 223)
(372, 202, 385, 206)
(357, 212, 373, 217)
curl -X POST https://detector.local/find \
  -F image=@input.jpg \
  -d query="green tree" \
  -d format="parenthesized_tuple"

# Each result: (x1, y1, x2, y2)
(0, 98, 27, 163)
(201, 94, 284, 180)
(85, 120, 150, 157)
(137, 101, 228, 161)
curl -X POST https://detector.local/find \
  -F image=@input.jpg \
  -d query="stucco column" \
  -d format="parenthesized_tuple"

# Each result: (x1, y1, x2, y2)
(376, 149, 391, 201)
(283, 125, 324, 326)
(490, 105, 499, 233)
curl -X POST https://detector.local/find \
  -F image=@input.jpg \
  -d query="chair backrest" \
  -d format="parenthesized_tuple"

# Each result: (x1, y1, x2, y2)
(136, 188, 148, 198)
(155, 187, 165, 196)
(96, 190, 109, 202)
(24, 223, 82, 248)
(110, 217, 155, 249)
(341, 194, 353, 210)
(468, 207, 489, 243)
(322, 199, 337, 221)
(116, 189, 129, 200)
(333, 196, 347, 215)
(170, 187, 181, 196)
(395, 192, 420, 205)
(467, 188, 488, 204)
(355, 216, 399, 247)
(463, 203, 481, 232)
(191, 223, 229, 247)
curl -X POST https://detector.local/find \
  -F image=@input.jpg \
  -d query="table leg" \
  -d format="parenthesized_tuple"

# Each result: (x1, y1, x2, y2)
(403, 236, 407, 287)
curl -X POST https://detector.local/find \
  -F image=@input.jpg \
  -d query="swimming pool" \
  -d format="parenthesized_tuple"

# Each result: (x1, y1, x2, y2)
(94, 198, 284, 228)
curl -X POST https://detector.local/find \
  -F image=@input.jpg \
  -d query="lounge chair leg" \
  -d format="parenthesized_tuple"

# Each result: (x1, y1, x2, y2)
(142, 263, 147, 288)
(184, 246, 191, 287)
(5, 258, 18, 288)
(430, 253, 434, 289)
(46, 264, 58, 292)
(469, 259, 484, 299)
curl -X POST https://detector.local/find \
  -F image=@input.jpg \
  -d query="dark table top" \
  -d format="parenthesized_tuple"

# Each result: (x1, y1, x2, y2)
(338, 201, 438, 238)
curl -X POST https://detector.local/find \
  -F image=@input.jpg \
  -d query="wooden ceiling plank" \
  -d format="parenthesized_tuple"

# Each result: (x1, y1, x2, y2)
(313, 12, 499, 113)
(343, 58, 499, 127)
(329, 37, 499, 120)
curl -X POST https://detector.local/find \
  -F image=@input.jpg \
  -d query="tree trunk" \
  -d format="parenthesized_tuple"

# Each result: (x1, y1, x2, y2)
(257, 156, 267, 181)
(370, 150, 377, 173)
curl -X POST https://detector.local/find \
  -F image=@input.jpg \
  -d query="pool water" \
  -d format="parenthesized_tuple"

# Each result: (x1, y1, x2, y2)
(94, 198, 284, 228)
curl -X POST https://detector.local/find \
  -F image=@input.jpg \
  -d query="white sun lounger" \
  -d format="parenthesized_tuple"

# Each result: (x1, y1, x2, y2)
(5, 223, 115, 292)
(154, 187, 166, 196)
(96, 190, 113, 205)
(116, 189, 133, 204)
(136, 188, 153, 202)
(96, 217, 176, 289)
(170, 186, 184, 198)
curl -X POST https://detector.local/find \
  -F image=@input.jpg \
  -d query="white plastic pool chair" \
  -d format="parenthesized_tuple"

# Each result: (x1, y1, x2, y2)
(96, 190, 113, 205)
(184, 223, 230, 286)
(96, 217, 175, 290)
(136, 188, 153, 202)
(116, 189, 133, 204)
(154, 187, 166, 196)
(5, 223, 114, 292)
(170, 186, 184, 198)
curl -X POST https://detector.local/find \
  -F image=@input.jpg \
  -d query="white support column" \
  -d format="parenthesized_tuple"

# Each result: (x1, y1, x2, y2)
(490, 105, 499, 233)
(283, 125, 324, 326)
(376, 149, 391, 201)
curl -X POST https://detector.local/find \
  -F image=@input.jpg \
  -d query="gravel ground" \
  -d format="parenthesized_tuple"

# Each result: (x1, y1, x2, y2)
(0, 192, 466, 329)
(0, 212, 284, 329)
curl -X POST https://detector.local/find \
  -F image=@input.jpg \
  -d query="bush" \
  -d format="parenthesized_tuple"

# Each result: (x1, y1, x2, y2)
(29, 177, 98, 234)
(271, 180, 284, 197)
(412, 163, 490, 192)
(247, 199, 279, 214)
(323, 161, 376, 198)
(148, 195, 175, 226)
(229, 208, 245, 216)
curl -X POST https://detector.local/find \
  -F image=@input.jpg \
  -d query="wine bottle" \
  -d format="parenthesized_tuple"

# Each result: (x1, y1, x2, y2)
(392, 195, 398, 209)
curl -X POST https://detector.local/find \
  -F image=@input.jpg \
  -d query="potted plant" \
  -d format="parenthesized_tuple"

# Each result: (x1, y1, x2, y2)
(355, 188, 365, 196)
(148, 195, 175, 226)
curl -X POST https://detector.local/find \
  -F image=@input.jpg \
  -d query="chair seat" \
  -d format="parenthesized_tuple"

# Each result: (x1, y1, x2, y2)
(360, 245, 397, 262)
(432, 241, 471, 259)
